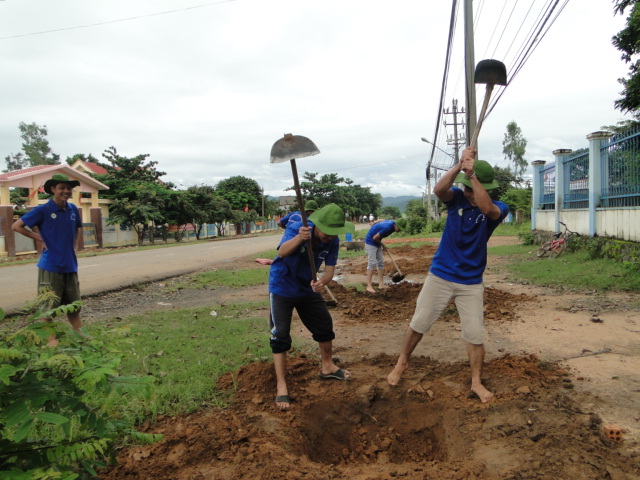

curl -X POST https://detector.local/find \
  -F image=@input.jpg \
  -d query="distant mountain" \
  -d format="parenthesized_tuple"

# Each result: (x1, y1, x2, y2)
(382, 195, 421, 212)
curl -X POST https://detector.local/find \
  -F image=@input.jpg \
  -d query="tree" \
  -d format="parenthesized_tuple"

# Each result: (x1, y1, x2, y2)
(404, 199, 428, 234)
(215, 176, 262, 211)
(4, 122, 60, 171)
(97, 146, 166, 196)
(107, 183, 169, 245)
(96, 147, 171, 245)
(381, 206, 402, 219)
(298, 172, 382, 220)
(613, 0, 640, 116)
(500, 187, 532, 222)
(492, 165, 520, 200)
(502, 121, 527, 179)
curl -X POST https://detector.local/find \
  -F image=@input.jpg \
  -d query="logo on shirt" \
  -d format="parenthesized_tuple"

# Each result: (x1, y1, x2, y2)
(51, 213, 57, 219)
(70, 214, 76, 221)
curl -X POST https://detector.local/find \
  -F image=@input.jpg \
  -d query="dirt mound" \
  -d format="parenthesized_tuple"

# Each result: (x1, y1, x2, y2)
(339, 243, 437, 277)
(325, 282, 536, 324)
(102, 354, 638, 480)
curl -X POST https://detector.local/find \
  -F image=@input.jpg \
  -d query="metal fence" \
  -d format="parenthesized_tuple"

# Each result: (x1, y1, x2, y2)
(563, 148, 589, 209)
(601, 126, 640, 208)
(536, 127, 640, 209)
(540, 164, 555, 209)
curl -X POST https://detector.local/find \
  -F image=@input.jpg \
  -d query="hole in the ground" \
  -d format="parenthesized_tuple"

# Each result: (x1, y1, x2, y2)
(297, 395, 447, 465)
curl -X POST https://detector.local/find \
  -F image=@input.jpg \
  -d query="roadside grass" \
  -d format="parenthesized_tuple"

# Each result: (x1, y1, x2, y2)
(489, 243, 640, 292)
(88, 300, 274, 424)
(170, 268, 270, 291)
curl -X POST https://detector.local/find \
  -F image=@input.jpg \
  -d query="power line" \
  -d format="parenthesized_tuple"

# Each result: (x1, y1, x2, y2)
(0, 0, 235, 41)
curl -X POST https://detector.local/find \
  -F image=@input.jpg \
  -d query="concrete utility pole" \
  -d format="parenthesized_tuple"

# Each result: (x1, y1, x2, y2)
(443, 98, 466, 164)
(464, 0, 477, 147)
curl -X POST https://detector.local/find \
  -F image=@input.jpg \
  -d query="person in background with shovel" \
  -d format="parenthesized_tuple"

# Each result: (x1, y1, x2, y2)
(276, 200, 318, 229)
(364, 218, 406, 293)
(268, 203, 355, 411)
(386, 146, 509, 403)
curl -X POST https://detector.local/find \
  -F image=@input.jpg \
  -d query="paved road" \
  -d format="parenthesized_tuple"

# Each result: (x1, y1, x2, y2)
(1, 234, 280, 315)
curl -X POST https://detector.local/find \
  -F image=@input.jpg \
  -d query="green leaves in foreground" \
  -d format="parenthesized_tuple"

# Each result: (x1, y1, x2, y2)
(0, 302, 162, 479)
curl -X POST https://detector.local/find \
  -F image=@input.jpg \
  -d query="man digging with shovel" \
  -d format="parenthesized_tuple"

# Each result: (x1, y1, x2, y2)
(386, 147, 509, 403)
(268, 203, 355, 411)
(364, 218, 405, 293)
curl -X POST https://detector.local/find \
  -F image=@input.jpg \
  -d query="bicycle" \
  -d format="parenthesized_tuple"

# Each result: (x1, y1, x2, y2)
(536, 222, 580, 258)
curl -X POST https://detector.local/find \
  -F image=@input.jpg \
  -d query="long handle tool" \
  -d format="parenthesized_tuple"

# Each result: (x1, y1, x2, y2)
(468, 59, 507, 150)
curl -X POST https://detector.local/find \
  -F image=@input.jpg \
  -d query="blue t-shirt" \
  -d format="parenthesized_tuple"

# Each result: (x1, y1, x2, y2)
(430, 187, 509, 285)
(279, 211, 303, 228)
(268, 221, 340, 298)
(20, 199, 82, 273)
(365, 220, 396, 247)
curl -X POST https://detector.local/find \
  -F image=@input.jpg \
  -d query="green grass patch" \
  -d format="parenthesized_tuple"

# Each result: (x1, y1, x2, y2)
(493, 221, 531, 236)
(488, 244, 533, 256)
(90, 300, 273, 422)
(173, 267, 269, 290)
(506, 251, 640, 292)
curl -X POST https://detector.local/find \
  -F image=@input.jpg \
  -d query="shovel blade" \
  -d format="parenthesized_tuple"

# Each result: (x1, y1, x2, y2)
(270, 133, 320, 163)
(474, 59, 507, 86)
(392, 274, 405, 283)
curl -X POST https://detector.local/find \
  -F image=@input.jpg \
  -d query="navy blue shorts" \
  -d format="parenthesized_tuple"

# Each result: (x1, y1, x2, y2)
(269, 293, 335, 354)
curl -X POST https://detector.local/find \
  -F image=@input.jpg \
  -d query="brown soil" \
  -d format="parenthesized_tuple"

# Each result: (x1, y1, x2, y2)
(93, 237, 640, 480)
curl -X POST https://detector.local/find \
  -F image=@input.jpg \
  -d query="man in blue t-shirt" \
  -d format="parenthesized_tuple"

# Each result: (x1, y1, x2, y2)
(12, 173, 85, 345)
(276, 200, 318, 229)
(364, 218, 405, 293)
(387, 147, 509, 403)
(269, 203, 354, 411)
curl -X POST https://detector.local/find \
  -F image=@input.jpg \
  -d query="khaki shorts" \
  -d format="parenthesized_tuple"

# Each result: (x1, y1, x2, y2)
(37, 269, 82, 313)
(409, 273, 484, 345)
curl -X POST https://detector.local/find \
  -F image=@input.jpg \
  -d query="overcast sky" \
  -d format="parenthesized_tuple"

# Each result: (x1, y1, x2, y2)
(0, 0, 632, 199)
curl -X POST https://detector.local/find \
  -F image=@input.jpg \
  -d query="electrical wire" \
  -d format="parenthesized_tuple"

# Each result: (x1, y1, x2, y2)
(485, 0, 570, 117)
(426, 0, 460, 179)
(0, 0, 234, 41)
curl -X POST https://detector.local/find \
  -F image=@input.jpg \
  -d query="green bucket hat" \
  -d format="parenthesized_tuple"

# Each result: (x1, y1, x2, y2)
(454, 160, 499, 190)
(308, 203, 355, 236)
(44, 174, 81, 194)
(395, 218, 407, 231)
(304, 200, 319, 211)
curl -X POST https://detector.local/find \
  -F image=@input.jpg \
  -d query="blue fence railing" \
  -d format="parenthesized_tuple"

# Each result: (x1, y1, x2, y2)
(563, 149, 589, 209)
(539, 164, 555, 209)
(601, 126, 640, 208)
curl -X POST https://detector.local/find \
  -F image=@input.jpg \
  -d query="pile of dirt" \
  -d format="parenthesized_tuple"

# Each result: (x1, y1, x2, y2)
(325, 282, 535, 324)
(93, 237, 640, 480)
(103, 354, 637, 480)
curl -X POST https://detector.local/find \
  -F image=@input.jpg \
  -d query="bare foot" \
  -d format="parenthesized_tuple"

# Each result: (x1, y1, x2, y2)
(471, 384, 494, 403)
(366, 287, 376, 294)
(47, 336, 59, 347)
(387, 362, 407, 386)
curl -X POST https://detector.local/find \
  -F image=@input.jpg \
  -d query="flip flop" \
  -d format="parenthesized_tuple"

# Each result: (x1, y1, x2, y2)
(318, 368, 351, 381)
(275, 395, 291, 411)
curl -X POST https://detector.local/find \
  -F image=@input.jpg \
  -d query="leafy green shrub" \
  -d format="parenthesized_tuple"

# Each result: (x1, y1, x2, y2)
(424, 218, 446, 234)
(518, 230, 534, 245)
(406, 217, 426, 235)
(0, 301, 162, 479)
